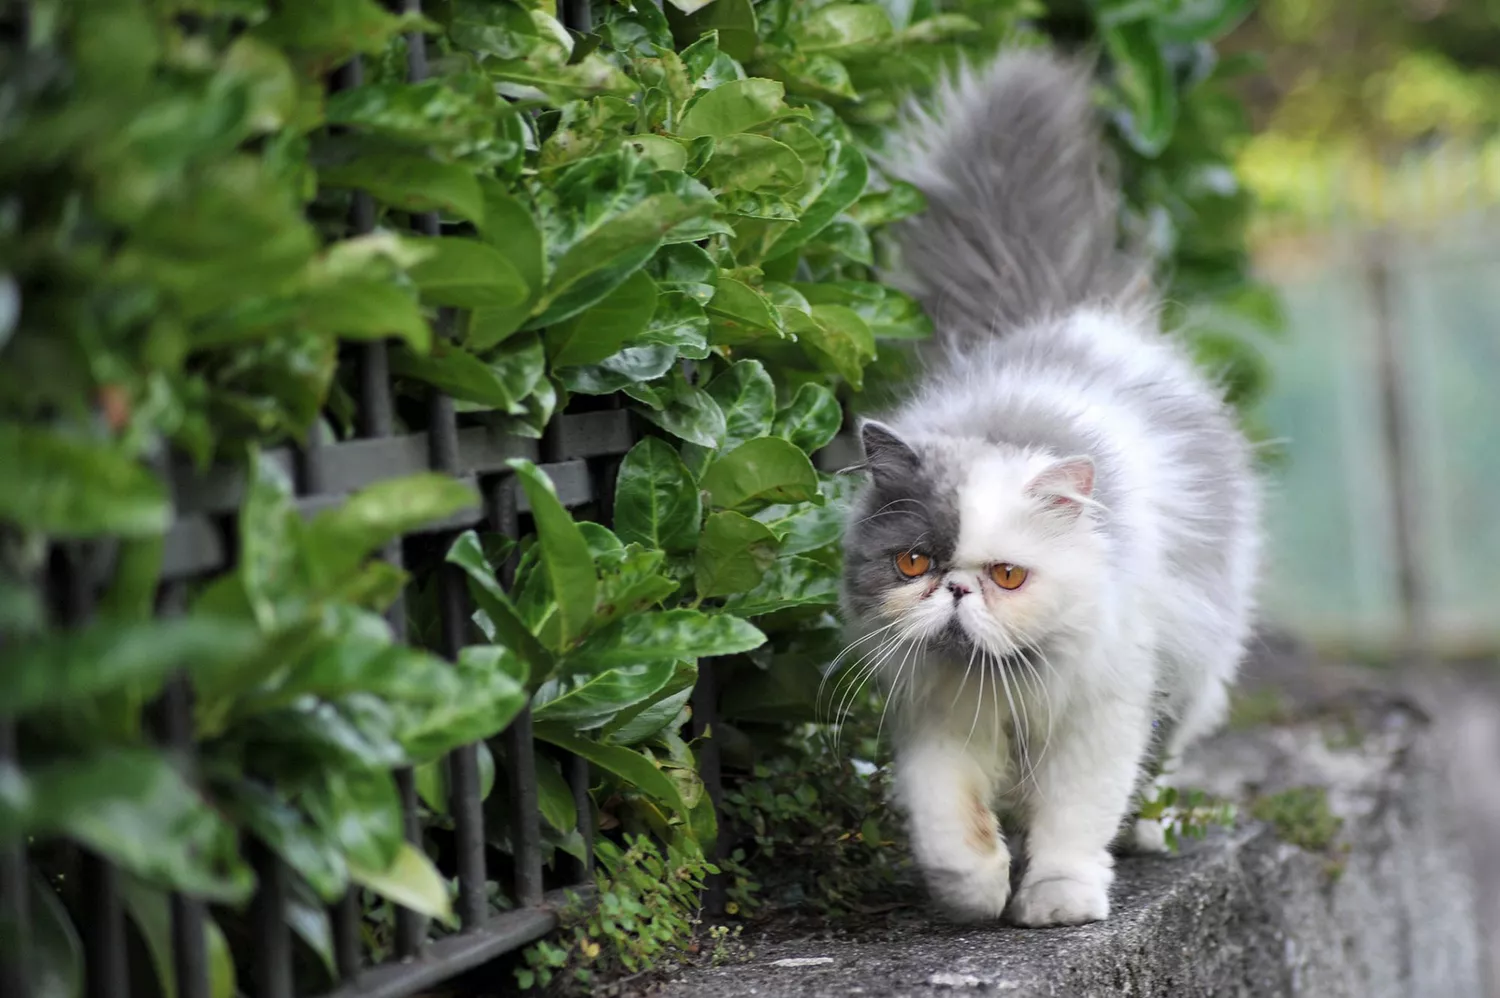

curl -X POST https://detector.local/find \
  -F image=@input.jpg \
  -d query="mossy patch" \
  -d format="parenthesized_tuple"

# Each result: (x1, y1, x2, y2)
(1251, 786, 1343, 853)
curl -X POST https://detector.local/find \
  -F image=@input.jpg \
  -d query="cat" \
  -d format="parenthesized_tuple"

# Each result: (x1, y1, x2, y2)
(837, 48, 1261, 927)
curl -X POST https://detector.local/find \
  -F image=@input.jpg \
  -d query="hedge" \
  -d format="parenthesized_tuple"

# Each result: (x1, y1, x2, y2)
(0, 0, 1271, 995)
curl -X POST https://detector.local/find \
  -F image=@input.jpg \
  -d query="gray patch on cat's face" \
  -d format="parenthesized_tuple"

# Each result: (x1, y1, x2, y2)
(840, 423, 962, 623)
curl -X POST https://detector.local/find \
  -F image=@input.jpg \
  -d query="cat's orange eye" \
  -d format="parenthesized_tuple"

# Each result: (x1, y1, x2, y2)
(990, 563, 1029, 590)
(895, 551, 932, 578)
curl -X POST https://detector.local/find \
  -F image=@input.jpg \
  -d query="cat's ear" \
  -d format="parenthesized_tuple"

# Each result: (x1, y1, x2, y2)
(1025, 455, 1095, 522)
(858, 420, 920, 481)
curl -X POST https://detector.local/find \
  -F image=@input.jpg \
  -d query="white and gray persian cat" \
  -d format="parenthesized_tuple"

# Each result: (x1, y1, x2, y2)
(839, 49, 1261, 927)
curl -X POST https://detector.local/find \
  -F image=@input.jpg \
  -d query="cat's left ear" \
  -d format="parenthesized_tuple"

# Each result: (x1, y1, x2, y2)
(1025, 456, 1095, 522)
(857, 419, 920, 482)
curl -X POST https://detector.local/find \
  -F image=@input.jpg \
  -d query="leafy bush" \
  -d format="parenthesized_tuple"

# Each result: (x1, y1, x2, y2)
(0, 0, 1271, 995)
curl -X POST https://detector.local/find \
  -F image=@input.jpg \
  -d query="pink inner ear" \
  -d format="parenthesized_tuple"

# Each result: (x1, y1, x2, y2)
(1025, 457, 1095, 512)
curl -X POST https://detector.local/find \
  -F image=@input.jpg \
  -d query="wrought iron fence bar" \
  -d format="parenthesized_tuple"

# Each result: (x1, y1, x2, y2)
(311, 887, 591, 998)
(391, 768, 428, 959)
(159, 669, 211, 998)
(0, 717, 30, 998)
(504, 707, 545, 909)
(169, 415, 632, 518)
(568, 753, 594, 880)
(251, 844, 293, 998)
(81, 853, 128, 998)
(332, 890, 362, 982)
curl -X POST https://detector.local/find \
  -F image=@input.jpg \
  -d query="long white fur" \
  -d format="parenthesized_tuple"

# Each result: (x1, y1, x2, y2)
(839, 51, 1262, 927)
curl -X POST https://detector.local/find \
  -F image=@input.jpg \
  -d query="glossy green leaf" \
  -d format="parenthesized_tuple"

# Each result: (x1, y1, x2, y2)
(226, 780, 346, 902)
(568, 609, 764, 668)
(772, 383, 843, 454)
(847, 181, 926, 228)
(794, 3, 894, 55)
(701, 133, 807, 191)
(592, 545, 679, 629)
(532, 659, 677, 730)
(390, 340, 532, 412)
(666, 0, 759, 63)
(507, 459, 597, 650)
(397, 645, 528, 762)
(724, 554, 841, 617)
(532, 727, 691, 822)
(450, 0, 539, 59)
(468, 180, 546, 348)
(535, 756, 577, 833)
(636, 380, 727, 448)
(614, 438, 702, 553)
(650, 243, 718, 303)
(677, 78, 788, 139)
(705, 277, 784, 344)
(302, 767, 403, 874)
(349, 842, 456, 927)
(547, 270, 658, 368)
(403, 236, 530, 309)
(304, 474, 478, 585)
(0, 424, 168, 538)
(700, 436, 822, 510)
(317, 150, 485, 224)
(557, 343, 678, 397)
(704, 359, 776, 449)
(602, 661, 698, 746)
(446, 530, 554, 678)
(800, 303, 877, 388)
(765, 140, 869, 260)
(255, 0, 434, 63)
(301, 280, 432, 351)
(636, 291, 710, 358)
(695, 511, 780, 599)
(795, 280, 933, 340)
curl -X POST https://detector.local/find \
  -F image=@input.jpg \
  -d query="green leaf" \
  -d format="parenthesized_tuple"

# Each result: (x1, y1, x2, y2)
(403, 236, 530, 309)
(317, 149, 485, 224)
(568, 609, 764, 668)
(100, 537, 164, 623)
(695, 511, 779, 599)
(636, 380, 727, 448)
(700, 437, 822, 511)
(650, 243, 719, 303)
(450, 0, 539, 59)
(666, 0, 759, 63)
(255, 0, 435, 64)
(558, 344, 678, 397)
(602, 661, 697, 746)
(305, 474, 478, 584)
(677, 78, 787, 139)
(703, 359, 775, 449)
(1, 618, 261, 719)
(705, 277, 784, 344)
(446, 531, 554, 679)
(119, 878, 237, 998)
(301, 280, 432, 351)
(773, 383, 843, 454)
(613, 438, 702, 554)
(800, 303, 876, 388)
(765, 140, 869, 260)
(507, 460, 597, 650)
(795, 281, 932, 340)
(302, 768, 403, 873)
(701, 134, 807, 191)
(469, 181, 546, 348)
(794, 3, 894, 55)
(390, 339, 534, 412)
(226, 780, 346, 902)
(546, 270, 658, 368)
(532, 727, 690, 823)
(846, 181, 926, 228)
(724, 554, 841, 617)
(1156, 0, 1255, 42)
(532, 660, 677, 730)
(637, 292, 710, 358)
(1103, 20, 1178, 157)
(349, 842, 456, 927)
(535, 756, 577, 833)
(396, 645, 528, 762)
(0, 424, 168, 538)
(6, 750, 253, 903)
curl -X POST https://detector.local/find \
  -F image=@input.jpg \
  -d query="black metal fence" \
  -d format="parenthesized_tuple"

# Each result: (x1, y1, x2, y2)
(0, 1, 749, 997)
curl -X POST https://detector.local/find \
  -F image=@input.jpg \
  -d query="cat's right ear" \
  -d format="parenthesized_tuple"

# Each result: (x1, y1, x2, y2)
(858, 420, 920, 481)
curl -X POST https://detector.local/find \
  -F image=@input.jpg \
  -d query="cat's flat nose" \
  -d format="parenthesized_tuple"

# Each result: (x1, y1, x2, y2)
(947, 581, 971, 598)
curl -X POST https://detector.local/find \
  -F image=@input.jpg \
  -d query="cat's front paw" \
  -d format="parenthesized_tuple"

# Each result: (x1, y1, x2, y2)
(1008, 861, 1111, 927)
(923, 846, 1012, 922)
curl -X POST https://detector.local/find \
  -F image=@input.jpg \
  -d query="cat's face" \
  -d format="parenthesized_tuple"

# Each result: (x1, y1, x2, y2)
(841, 422, 1104, 670)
